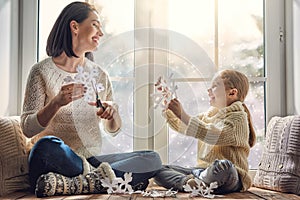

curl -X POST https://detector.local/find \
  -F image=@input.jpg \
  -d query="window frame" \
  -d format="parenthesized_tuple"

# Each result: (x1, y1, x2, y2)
(18, 0, 39, 112)
(264, 0, 287, 122)
(18, 0, 293, 164)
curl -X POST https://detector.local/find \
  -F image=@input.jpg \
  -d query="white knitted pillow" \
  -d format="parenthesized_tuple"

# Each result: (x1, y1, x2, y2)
(0, 116, 31, 196)
(253, 115, 300, 194)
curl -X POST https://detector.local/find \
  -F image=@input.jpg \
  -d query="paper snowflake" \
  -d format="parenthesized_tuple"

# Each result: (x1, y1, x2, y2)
(100, 173, 178, 198)
(183, 179, 218, 198)
(63, 66, 105, 102)
(100, 172, 134, 194)
(152, 73, 178, 109)
(141, 188, 177, 198)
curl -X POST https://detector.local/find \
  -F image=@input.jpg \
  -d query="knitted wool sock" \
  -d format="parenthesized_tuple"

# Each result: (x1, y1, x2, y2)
(35, 162, 116, 197)
(79, 155, 95, 175)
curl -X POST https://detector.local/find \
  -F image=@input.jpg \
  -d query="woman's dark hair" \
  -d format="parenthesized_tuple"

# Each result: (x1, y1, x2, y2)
(46, 2, 97, 58)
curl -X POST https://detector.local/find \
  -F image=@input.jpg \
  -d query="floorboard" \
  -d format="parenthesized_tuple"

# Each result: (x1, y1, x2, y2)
(1, 187, 300, 200)
(248, 187, 300, 200)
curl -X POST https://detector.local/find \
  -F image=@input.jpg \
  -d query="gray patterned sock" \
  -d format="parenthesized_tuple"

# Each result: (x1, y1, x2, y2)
(35, 162, 115, 197)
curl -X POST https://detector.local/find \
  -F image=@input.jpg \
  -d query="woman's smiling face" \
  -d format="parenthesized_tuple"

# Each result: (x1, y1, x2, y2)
(74, 11, 103, 52)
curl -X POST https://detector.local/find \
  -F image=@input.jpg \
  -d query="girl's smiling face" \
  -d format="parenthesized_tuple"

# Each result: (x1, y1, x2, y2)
(207, 75, 238, 108)
(208, 77, 227, 108)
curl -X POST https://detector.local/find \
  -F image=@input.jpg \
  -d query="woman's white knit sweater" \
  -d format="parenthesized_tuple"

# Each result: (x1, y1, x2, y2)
(21, 57, 116, 158)
(165, 101, 252, 191)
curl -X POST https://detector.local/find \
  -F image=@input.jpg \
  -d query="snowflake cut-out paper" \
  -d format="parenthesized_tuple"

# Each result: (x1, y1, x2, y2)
(183, 179, 218, 199)
(152, 73, 178, 109)
(63, 66, 105, 102)
(100, 172, 178, 198)
(141, 188, 177, 198)
(101, 172, 134, 194)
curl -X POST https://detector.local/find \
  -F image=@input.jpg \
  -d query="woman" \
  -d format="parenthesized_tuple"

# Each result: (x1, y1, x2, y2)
(21, 2, 161, 197)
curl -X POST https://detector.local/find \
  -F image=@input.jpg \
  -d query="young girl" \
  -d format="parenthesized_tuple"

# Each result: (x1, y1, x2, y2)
(154, 69, 256, 194)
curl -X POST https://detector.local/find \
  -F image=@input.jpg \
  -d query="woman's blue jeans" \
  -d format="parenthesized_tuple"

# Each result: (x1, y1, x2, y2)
(28, 136, 162, 192)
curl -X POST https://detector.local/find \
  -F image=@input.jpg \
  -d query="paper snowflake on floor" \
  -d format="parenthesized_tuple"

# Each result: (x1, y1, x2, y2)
(101, 172, 134, 194)
(152, 73, 178, 109)
(63, 66, 105, 102)
(183, 179, 218, 198)
(141, 188, 177, 198)
(100, 172, 178, 197)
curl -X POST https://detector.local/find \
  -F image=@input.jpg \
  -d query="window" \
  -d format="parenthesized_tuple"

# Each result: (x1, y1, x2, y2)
(38, 0, 84, 60)
(89, 0, 264, 168)
(34, 0, 283, 170)
(38, 0, 135, 154)
(165, 0, 265, 168)
(91, 0, 135, 154)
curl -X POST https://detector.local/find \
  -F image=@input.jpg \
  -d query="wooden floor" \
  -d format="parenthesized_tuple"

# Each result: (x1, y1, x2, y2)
(1, 187, 300, 200)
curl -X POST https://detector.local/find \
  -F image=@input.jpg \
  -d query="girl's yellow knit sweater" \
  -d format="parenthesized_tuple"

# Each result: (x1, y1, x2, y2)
(165, 101, 252, 191)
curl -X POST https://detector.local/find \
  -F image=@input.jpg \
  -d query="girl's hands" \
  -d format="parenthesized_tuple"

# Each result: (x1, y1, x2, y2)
(53, 83, 86, 107)
(167, 98, 190, 125)
(167, 98, 183, 118)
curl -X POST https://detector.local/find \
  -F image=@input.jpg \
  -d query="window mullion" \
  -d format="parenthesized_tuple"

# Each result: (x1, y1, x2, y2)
(133, 0, 170, 164)
(214, 0, 219, 71)
(133, 0, 153, 151)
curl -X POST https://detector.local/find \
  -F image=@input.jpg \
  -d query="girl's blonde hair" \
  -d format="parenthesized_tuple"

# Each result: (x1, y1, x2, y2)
(219, 69, 256, 147)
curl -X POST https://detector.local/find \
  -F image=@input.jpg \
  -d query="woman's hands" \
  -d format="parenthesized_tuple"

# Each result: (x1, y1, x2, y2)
(94, 102, 118, 120)
(37, 83, 86, 128)
(89, 101, 122, 133)
(53, 83, 86, 107)
(167, 98, 191, 125)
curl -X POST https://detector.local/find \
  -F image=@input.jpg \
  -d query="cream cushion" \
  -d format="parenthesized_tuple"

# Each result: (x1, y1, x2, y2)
(0, 116, 31, 196)
(253, 115, 300, 194)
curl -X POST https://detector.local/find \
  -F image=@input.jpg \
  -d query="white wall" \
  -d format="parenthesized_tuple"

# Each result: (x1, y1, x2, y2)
(0, 0, 37, 116)
(0, 0, 11, 116)
(294, 0, 300, 114)
(0, 0, 19, 116)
